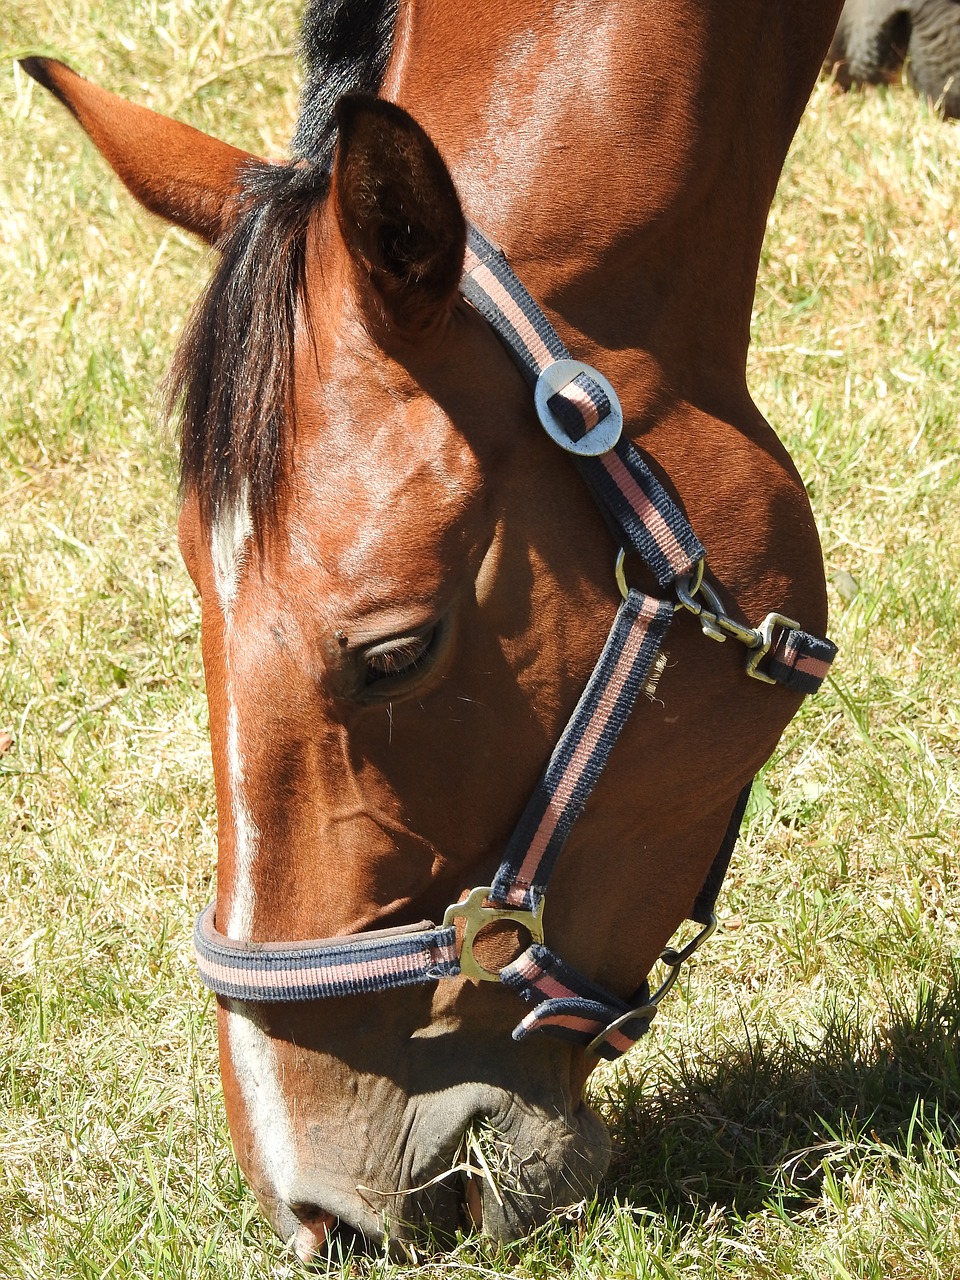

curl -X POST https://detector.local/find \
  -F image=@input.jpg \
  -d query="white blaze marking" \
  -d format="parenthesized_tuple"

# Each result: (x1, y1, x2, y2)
(209, 489, 260, 942)
(227, 1003, 300, 1210)
(211, 489, 253, 612)
(224, 693, 260, 940)
(212, 494, 299, 1210)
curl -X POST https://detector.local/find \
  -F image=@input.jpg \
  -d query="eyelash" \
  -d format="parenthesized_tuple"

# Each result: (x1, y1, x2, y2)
(363, 628, 437, 685)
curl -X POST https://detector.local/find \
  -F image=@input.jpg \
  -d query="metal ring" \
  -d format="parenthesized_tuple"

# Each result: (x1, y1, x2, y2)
(673, 558, 706, 613)
(586, 1003, 657, 1054)
(534, 359, 623, 456)
(442, 886, 545, 983)
(615, 548, 629, 600)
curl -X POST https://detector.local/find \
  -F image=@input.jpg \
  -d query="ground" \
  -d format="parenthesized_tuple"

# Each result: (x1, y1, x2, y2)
(1, 4, 959, 1276)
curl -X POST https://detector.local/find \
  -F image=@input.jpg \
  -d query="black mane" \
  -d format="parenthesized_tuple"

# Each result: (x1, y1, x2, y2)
(293, 0, 400, 163)
(171, 0, 399, 533)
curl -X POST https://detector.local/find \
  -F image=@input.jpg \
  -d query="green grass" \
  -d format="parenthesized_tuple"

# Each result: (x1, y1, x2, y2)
(2, 3, 960, 1275)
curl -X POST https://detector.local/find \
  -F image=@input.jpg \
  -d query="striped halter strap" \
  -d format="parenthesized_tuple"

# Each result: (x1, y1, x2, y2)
(194, 224, 837, 1061)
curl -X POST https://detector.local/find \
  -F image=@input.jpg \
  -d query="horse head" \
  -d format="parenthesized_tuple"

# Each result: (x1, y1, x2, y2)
(22, 0, 841, 1256)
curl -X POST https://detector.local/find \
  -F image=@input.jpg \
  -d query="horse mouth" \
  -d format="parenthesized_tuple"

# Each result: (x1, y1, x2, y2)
(289, 1208, 337, 1264)
(276, 1172, 473, 1263)
(267, 1097, 610, 1259)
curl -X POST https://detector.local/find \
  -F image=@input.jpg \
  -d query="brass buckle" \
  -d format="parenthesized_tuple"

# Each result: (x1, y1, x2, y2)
(675, 567, 805, 676)
(443, 886, 545, 982)
(744, 611, 802, 684)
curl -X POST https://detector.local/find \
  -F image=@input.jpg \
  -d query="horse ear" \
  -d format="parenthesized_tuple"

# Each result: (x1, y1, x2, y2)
(332, 95, 466, 336)
(19, 57, 259, 243)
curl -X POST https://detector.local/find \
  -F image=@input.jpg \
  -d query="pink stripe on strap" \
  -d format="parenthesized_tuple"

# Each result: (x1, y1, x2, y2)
(510, 611, 652, 890)
(504, 952, 583, 1001)
(602, 450, 690, 572)
(601, 1027, 636, 1054)
(508, 952, 545, 982)
(520, 1012, 601, 1035)
(528, 971, 581, 1001)
(501, 885, 531, 908)
(770, 633, 833, 680)
(518, 1010, 638, 1053)
(557, 379, 601, 433)
(469, 264, 555, 370)
(791, 653, 832, 678)
(198, 954, 418, 992)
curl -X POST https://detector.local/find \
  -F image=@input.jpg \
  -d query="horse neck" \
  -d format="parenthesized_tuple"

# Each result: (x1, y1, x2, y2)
(386, 0, 840, 411)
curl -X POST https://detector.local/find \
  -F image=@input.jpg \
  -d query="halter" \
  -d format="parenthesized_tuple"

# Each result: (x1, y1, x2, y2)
(195, 225, 837, 1060)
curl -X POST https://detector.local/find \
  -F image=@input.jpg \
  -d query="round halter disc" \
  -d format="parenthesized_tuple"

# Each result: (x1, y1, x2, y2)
(534, 358, 623, 456)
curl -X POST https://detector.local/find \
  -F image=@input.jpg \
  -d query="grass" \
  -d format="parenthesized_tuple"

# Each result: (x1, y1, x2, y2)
(2, 3, 960, 1275)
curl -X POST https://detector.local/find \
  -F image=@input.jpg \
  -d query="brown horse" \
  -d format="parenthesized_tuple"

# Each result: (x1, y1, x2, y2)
(22, 0, 842, 1259)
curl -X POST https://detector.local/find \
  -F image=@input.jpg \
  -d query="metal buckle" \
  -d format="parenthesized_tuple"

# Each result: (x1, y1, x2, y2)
(675, 560, 752, 643)
(443, 886, 545, 982)
(744, 611, 802, 684)
(534, 359, 623, 456)
(675, 563, 803, 674)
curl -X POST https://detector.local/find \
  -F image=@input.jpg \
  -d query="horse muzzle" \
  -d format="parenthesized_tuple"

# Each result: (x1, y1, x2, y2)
(220, 994, 610, 1256)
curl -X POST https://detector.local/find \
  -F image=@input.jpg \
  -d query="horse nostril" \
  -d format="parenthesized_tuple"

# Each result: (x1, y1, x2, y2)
(289, 1204, 336, 1264)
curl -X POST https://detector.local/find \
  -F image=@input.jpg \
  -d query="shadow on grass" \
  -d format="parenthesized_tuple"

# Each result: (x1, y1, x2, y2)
(600, 962, 960, 1218)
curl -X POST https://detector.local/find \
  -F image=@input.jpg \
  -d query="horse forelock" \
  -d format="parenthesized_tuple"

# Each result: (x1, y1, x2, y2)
(171, 0, 400, 538)
(169, 161, 326, 539)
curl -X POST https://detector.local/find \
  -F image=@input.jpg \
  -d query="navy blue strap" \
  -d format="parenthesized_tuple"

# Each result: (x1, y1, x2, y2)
(491, 589, 673, 911)
(691, 781, 753, 927)
(760, 626, 837, 693)
(462, 225, 704, 588)
(500, 944, 655, 1061)
(195, 905, 459, 1002)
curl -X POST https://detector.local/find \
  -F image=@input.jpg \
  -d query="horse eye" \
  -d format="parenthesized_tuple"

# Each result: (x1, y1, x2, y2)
(363, 627, 438, 686)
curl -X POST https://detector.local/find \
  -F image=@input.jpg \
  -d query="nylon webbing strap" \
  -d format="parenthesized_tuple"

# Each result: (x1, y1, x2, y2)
(763, 626, 836, 694)
(491, 588, 674, 911)
(691, 780, 752, 926)
(501, 945, 654, 1060)
(461, 227, 567, 378)
(462, 225, 704, 588)
(195, 905, 458, 1002)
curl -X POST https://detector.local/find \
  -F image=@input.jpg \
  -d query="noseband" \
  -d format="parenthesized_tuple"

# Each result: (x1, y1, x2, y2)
(195, 225, 837, 1060)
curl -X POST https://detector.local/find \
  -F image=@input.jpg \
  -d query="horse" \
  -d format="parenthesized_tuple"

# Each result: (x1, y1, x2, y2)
(21, 0, 843, 1260)
(826, 0, 960, 118)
